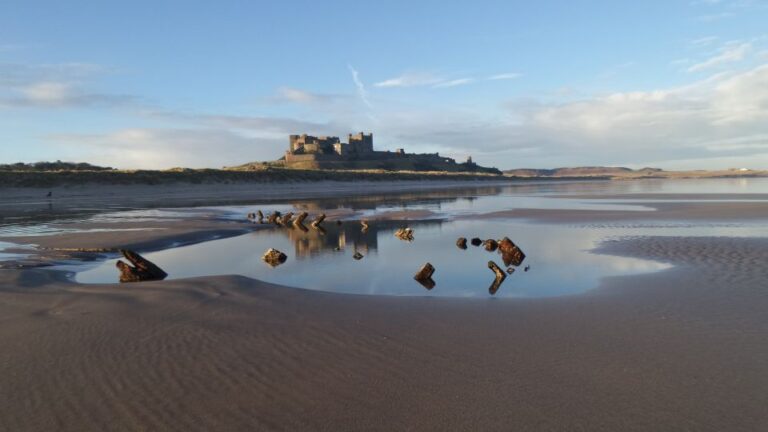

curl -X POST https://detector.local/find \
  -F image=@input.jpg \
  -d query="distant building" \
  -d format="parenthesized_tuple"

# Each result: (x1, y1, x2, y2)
(283, 132, 499, 173)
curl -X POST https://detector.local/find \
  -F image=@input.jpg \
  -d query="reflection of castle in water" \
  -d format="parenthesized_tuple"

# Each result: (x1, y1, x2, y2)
(281, 219, 443, 258)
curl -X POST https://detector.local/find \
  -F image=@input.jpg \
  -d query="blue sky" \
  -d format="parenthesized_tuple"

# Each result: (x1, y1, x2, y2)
(2, 0, 768, 169)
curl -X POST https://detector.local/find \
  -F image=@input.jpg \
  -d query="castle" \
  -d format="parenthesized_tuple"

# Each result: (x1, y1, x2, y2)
(283, 132, 498, 173)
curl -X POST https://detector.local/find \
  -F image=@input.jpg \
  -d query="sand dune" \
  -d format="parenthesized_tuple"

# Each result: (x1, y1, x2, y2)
(1, 234, 767, 431)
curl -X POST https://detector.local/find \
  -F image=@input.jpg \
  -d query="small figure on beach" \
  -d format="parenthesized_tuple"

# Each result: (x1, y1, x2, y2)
(46, 191, 52, 198)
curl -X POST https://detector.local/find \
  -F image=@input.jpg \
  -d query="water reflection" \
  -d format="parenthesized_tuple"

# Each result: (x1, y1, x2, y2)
(282, 220, 442, 258)
(73, 219, 673, 298)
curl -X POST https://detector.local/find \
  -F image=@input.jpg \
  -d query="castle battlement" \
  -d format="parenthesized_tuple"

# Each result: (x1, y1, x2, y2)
(282, 132, 497, 174)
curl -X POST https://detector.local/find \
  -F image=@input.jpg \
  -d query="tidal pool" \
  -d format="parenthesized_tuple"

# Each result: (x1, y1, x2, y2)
(73, 219, 673, 298)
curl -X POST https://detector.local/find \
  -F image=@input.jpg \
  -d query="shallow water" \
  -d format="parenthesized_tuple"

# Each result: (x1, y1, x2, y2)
(7, 178, 768, 297)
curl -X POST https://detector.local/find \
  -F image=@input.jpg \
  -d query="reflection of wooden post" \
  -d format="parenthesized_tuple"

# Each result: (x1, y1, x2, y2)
(116, 249, 168, 283)
(488, 260, 507, 295)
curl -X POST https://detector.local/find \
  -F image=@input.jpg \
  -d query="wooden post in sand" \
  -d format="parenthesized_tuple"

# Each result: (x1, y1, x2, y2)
(116, 249, 168, 283)
(487, 260, 507, 295)
(311, 213, 326, 229)
(414, 262, 436, 290)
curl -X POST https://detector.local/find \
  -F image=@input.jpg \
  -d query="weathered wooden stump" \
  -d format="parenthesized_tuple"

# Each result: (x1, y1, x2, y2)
(311, 213, 326, 229)
(484, 239, 498, 252)
(498, 237, 526, 267)
(115, 249, 168, 283)
(456, 237, 468, 249)
(488, 260, 507, 295)
(414, 262, 436, 289)
(394, 227, 414, 241)
(267, 211, 281, 225)
(262, 248, 287, 267)
(280, 212, 294, 226)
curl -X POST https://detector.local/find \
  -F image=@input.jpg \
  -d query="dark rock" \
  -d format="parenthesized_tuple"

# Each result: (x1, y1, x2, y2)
(471, 237, 482, 246)
(506, 266, 515, 274)
(353, 251, 364, 260)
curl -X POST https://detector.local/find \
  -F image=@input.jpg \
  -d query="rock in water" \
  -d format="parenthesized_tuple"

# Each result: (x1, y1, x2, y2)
(262, 248, 287, 267)
(115, 249, 168, 283)
(353, 251, 364, 260)
(506, 266, 516, 274)
(484, 239, 498, 252)
(487, 260, 507, 295)
(471, 237, 483, 246)
(256, 210, 264, 223)
(456, 237, 468, 249)
(498, 237, 526, 267)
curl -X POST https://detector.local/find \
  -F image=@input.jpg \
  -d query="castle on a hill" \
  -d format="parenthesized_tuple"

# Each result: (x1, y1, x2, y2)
(283, 132, 498, 173)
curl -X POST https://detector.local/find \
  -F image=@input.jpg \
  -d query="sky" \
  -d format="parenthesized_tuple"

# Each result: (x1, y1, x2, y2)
(1, 0, 768, 170)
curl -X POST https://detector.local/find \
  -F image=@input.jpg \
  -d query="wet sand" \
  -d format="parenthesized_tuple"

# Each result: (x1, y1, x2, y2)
(1, 194, 768, 430)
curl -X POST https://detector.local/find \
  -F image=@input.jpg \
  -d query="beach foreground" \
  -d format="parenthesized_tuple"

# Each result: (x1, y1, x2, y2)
(1, 183, 767, 431)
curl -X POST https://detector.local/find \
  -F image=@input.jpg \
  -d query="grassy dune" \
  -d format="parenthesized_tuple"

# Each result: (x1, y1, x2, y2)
(0, 167, 505, 188)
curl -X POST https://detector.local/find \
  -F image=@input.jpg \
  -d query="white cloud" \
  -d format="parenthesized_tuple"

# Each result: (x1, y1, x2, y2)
(49, 128, 277, 170)
(687, 42, 751, 72)
(374, 72, 443, 88)
(433, 78, 474, 88)
(487, 73, 521, 80)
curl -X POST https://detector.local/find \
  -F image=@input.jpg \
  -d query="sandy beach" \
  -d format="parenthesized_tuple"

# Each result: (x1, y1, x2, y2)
(1, 182, 767, 431)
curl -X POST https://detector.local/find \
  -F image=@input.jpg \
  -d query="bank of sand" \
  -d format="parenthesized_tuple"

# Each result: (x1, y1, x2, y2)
(1, 197, 767, 431)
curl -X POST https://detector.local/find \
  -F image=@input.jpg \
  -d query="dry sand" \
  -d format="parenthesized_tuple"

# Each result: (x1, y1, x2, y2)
(1, 192, 768, 431)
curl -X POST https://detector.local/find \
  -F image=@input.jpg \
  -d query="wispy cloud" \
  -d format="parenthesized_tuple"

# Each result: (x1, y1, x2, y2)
(687, 42, 751, 72)
(375, 71, 521, 89)
(0, 61, 134, 109)
(432, 78, 474, 88)
(269, 86, 345, 105)
(348, 64, 373, 108)
(374, 72, 443, 88)
(487, 72, 521, 81)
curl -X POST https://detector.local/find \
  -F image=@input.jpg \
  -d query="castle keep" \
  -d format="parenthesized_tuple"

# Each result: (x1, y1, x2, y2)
(283, 132, 498, 173)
